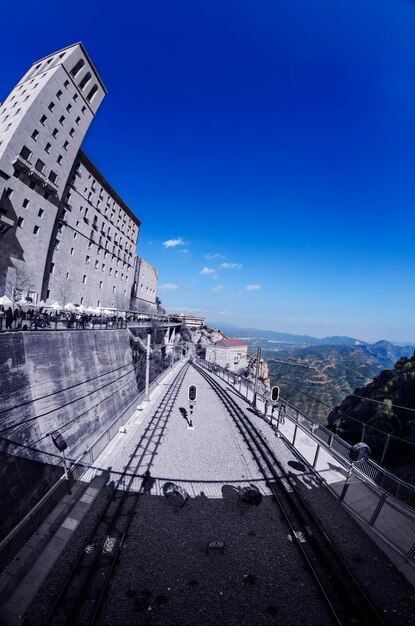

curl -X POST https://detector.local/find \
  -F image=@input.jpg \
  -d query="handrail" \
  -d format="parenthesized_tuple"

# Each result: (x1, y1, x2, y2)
(198, 358, 415, 510)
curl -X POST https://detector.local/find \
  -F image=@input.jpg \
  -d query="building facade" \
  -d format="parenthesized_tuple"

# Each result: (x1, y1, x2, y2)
(0, 42, 155, 311)
(205, 338, 248, 373)
(130, 256, 158, 313)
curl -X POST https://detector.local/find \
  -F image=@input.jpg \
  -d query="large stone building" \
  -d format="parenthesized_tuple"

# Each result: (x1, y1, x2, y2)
(0, 42, 155, 311)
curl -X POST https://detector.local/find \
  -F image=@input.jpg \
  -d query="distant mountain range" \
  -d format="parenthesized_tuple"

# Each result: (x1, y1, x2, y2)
(207, 322, 415, 421)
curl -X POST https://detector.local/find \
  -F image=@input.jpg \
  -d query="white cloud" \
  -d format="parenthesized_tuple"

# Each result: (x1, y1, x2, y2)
(245, 284, 261, 291)
(200, 267, 215, 275)
(162, 238, 188, 248)
(160, 283, 179, 290)
(206, 253, 225, 260)
(211, 285, 225, 292)
(221, 262, 242, 269)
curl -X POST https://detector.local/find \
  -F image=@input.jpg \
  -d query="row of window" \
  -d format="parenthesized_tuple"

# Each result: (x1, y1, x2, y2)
(70, 59, 99, 103)
(19, 146, 59, 184)
(56, 221, 133, 270)
(71, 175, 137, 244)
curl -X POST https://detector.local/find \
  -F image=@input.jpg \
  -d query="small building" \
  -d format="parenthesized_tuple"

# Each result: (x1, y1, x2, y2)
(205, 338, 248, 373)
(174, 313, 205, 329)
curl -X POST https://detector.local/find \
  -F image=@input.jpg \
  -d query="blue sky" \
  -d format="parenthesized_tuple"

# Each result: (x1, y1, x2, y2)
(2, 0, 415, 342)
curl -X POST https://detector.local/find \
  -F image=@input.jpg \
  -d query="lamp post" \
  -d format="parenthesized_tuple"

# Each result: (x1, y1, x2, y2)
(51, 432, 69, 481)
(144, 328, 151, 401)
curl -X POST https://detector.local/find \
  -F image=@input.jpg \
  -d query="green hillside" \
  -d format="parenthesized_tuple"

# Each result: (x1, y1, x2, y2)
(264, 342, 413, 422)
(326, 352, 415, 482)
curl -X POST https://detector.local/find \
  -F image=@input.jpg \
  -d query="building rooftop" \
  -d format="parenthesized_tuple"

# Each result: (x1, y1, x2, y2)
(215, 338, 247, 348)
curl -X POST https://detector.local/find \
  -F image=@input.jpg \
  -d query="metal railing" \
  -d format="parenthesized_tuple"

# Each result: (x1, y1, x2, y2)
(198, 359, 415, 511)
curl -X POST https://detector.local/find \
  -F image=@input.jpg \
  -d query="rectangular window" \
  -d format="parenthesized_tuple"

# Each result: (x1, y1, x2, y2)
(69, 127, 75, 137)
(63, 140, 69, 150)
(75, 116, 80, 125)
(22, 198, 29, 208)
(99, 281, 103, 289)
(102, 263, 105, 271)
(73, 93, 78, 101)
(46, 289, 50, 299)
(59, 115, 65, 125)
(57, 154, 63, 165)
(45, 142, 51, 153)
(17, 217, 24, 227)
(40, 114, 47, 125)
(66, 103, 72, 113)
(20, 145, 32, 161)
(49, 171, 58, 184)
(73, 232, 77, 239)
(66, 272, 69, 278)
(48, 101, 55, 111)
(112, 286, 116, 293)
(81, 105, 86, 114)
(5, 188, 13, 198)
(31, 129, 39, 140)
(35, 158, 45, 173)
(86, 255, 90, 264)
(70, 248, 74, 255)
(82, 275, 86, 284)
(33, 225, 39, 234)
(64, 80, 70, 89)
(56, 90, 62, 100)
(50, 263, 55, 273)
(52, 128, 58, 138)
(38, 208, 44, 217)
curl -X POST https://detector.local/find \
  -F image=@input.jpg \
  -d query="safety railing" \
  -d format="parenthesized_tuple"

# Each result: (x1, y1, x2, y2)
(198, 358, 415, 511)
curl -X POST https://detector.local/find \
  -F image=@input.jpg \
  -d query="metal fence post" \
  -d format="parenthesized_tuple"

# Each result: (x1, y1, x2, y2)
(312, 444, 320, 469)
(380, 434, 391, 466)
(292, 424, 298, 446)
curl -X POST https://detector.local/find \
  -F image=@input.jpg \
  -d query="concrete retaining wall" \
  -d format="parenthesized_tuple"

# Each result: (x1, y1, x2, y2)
(0, 329, 139, 537)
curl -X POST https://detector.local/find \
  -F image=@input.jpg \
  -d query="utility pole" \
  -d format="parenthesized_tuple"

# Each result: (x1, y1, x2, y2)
(253, 346, 261, 408)
(144, 329, 151, 401)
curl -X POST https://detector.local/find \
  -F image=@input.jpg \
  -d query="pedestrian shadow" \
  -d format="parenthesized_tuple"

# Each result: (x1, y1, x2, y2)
(141, 469, 156, 494)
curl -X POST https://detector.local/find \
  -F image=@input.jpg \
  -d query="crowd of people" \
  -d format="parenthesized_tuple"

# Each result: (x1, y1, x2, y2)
(0, 305, 176, 332)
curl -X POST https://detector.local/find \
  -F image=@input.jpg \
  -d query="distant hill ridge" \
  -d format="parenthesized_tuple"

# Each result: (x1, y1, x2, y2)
(207, 322, 415, 424)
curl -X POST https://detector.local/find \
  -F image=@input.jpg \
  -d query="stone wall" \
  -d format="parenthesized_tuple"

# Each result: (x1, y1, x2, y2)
(0, 329, 139, 537)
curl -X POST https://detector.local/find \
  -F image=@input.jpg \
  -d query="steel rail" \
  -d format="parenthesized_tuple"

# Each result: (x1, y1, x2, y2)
(193, 362, 385, 626)
(42, 362, 189, 626)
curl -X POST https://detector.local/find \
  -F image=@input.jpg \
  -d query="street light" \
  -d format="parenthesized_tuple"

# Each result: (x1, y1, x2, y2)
(50, 431, 69, 480)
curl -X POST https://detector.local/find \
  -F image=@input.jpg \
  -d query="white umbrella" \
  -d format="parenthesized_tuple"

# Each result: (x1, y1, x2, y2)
(0, 295, 12, 306)
(64, 303, 76, 311)
(51, 302, 62, 311)
(77, 304, 86, 312)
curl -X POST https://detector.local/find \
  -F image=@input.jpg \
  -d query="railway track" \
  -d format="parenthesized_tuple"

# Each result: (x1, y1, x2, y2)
(43, 362, 189, 626)
(192, 361, 384, 626)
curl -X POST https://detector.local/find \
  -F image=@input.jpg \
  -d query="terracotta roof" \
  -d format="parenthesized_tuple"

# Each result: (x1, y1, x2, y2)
(215, 339, 247, 348)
